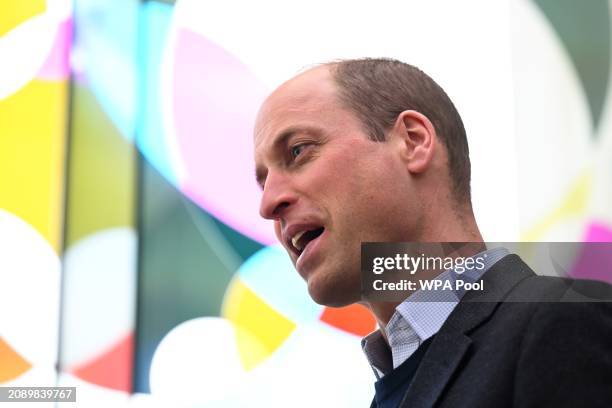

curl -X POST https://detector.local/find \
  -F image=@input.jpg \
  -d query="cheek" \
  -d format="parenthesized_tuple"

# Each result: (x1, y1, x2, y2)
(344, 164, 409, 227)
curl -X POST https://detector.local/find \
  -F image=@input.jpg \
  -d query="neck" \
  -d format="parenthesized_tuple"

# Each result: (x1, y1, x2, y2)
(364, 207, 483, 338)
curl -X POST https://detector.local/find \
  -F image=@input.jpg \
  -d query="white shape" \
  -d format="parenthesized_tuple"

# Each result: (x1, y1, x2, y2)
(150, 316, 374, 407)
(149, 317, 250, 406)
(0, 14, 56, 99)
(57, 372, 181, 408)
(56, 372, 130, 408)
(60, 227, 137, 367)
(0, 209, 60, 369)
(218, 322, 374, 407)
(511, 0, 592, 239)
(0, 0, 72, 99)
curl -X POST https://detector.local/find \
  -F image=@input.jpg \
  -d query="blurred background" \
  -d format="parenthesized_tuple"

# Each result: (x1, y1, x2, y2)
(1, 0, 611, 406)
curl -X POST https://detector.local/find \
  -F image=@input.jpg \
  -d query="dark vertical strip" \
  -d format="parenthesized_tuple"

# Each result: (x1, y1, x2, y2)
(56, 0, 77, 386)
(133, 0, 147, 396)
(56, 2, 78, 404)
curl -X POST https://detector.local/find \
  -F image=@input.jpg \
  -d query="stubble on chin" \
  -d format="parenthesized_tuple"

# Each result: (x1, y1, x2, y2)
(305, 262, 361, 307)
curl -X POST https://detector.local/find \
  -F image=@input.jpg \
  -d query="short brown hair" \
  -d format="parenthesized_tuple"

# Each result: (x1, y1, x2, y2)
(328, 58, 471, 202)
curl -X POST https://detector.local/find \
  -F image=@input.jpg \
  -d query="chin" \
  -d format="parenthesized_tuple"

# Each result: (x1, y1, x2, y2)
(306, 270, 360, 307)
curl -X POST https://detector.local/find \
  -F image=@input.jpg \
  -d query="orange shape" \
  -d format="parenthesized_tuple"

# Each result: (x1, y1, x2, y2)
(320, 303, 377, 337)
(0, 337, 32, 383)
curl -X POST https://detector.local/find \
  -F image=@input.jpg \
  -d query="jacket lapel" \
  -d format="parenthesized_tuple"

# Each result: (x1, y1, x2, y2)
(398, 331, 471, 408)
(398, 254, 534, 408)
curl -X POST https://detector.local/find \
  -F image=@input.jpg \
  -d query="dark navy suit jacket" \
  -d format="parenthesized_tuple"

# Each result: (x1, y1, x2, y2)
(372, 254, 612, 408)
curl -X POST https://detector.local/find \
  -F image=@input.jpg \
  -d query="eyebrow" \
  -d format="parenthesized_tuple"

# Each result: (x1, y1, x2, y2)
(254, 125, 321, 189)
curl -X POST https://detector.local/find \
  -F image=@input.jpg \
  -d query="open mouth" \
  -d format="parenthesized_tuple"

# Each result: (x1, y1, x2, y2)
(291, 227, 325, 257)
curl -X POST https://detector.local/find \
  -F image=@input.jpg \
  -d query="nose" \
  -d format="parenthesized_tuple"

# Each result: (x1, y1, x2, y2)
(259, 170, 297, 220)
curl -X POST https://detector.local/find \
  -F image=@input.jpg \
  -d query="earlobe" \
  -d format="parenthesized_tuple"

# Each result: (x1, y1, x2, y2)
(394, 110, 436, 174)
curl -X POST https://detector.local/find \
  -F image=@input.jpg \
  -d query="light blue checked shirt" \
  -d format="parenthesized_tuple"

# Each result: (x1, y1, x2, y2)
(361, 247, 509, 379)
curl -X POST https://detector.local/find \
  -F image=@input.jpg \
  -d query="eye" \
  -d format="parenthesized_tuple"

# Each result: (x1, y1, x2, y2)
(290, 143, 308, 160)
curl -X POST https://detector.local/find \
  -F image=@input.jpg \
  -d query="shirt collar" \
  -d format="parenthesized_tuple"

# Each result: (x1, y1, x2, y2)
(361, 247, 509, 377)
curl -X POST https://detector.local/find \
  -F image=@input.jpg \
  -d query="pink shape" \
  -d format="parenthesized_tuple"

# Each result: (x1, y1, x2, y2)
(583, 222, 612, 242)
(172, 29, 276, 244)
(568, 222, 612, 283)
(37, 19, 72, 80)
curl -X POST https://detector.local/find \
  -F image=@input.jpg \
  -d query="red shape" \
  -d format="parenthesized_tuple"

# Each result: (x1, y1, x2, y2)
(71, 332, 134, 392)
(320, 304, 377, 337)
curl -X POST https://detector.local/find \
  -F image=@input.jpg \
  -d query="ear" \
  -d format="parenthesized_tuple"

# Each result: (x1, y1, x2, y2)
(390, 110, 436, 174)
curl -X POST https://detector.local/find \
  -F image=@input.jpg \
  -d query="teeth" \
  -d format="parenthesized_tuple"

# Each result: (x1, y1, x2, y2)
(291, 231, 307, 251)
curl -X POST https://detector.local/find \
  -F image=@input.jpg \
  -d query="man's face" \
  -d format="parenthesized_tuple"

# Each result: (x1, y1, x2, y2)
(253, 66, 421, 306)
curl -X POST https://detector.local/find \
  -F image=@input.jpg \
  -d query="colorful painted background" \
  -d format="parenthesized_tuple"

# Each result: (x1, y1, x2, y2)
(1, 0, 611, 406)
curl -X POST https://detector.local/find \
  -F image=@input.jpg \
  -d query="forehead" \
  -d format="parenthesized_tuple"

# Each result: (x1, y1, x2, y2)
(253, 66, 341, 152)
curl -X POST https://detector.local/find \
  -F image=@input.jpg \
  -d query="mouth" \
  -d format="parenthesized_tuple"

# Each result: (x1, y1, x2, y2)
(289, 227, 325, 259)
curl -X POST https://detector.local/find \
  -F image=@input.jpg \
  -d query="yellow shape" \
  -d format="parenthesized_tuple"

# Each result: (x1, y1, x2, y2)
(0, 79, 68, 252)
(223, 279, 295, 370)
(0, 337, 32, 383)
(521, 170, 592, 241)
(64, 84, 135, 247)
(232, 325, 270, 372)
(0, 0, 46, 36)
